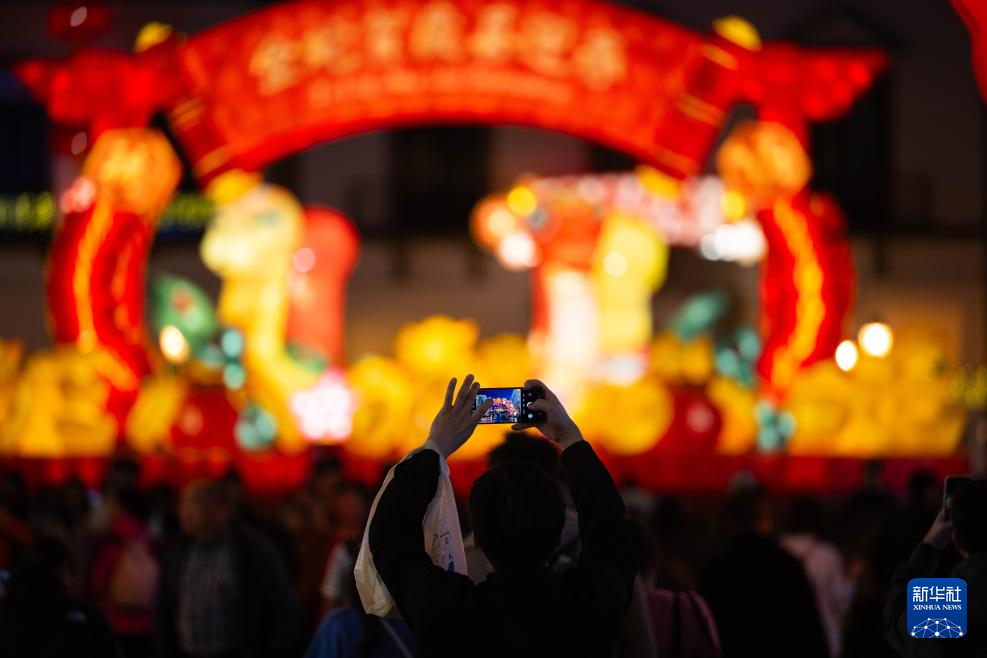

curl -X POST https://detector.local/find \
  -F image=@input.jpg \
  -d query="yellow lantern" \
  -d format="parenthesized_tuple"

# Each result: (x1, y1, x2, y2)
(716, 120, 812, 211)
(473, 334, 531, 389)
(708, 377, 757, 455)
(648, 332, 715, 386)
(126, 375, 188, 453)
(585, 379, 673, 455)
(0, 347, 117, 457)
(394, 315, 479, 381)
(592, 213, 669, 357)
(347, 356, 416, 459)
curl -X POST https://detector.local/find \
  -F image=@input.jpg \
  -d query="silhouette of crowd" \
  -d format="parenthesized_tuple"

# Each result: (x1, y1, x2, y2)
(0, 391, 983, 658)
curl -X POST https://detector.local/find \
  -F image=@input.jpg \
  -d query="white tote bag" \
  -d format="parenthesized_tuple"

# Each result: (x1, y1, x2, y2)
(355, 442, 467, 617)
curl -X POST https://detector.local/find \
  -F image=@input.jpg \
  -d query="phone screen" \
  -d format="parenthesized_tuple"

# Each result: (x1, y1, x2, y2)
(474, 387, 523, 424)
(944, 475, 974, 520)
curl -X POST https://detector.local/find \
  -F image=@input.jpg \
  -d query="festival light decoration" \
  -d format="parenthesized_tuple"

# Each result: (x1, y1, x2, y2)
(835, 340, 859, 372)
(0, 347, 117, 457)
(755, 400, 796, 452)
(0, 341, 24, 434)
(707, 376, 758, 455)
(698, 219, 767, 265)
(592, 213, 669, 360)
(201, 172, 348, 453)
(576, 378, 674, 455)
(286, 207, 360, 367)
(44, 129, 182, 432)
(290, 369, 357, 443)
(346, 355, 416, 459)
(125, 375, 188, 453)
(149, 276, 219, 359)
(474, 173, 733, 398)
(752, 192, 854, 397)
(7, 0, 923, 472)
(649, 332, 716, 387)
(859, 322, 894, 358)
(953, 0, 987, 102)
(159, 325, 190, 364)
(785, 329, 966, 456)
(394, 315, 479, 381)
(715, 121, 813, 208)
(236, 402, 279, 450)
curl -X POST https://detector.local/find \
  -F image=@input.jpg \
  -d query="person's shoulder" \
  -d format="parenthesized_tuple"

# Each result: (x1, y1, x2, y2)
(306, 608, 363, 658)
(319, 607, 363, 633)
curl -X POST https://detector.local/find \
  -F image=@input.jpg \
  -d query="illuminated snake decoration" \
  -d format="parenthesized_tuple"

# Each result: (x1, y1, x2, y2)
(48, 131, 181, 410)
(201, 172, 359, 452)
(15, 41, 184, 426)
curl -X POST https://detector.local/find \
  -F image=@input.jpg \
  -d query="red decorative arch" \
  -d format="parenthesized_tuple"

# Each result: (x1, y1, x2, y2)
(18, 0, 886, 182)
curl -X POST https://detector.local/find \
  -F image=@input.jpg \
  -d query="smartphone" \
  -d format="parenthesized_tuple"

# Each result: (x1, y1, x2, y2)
(943, 475, 974, 521)
(473, 387, 546, 425)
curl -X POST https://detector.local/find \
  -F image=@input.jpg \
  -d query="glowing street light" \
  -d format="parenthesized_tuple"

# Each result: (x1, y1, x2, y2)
(858, 322, 893, 358)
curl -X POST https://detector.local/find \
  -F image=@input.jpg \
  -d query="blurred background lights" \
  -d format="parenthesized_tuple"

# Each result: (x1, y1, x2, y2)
(69, 5, 87, 27)
(698, 219, 766, 265)
(496, 230, 539, 270)
(290, 370, 356, 442)
(159, 324, 190, 363)
(834, 339, 859, 371)
(506, 185, 537, 216)
(488, 208, 515, 236)
(220, 328, 244, 358)
(70, 131, 88, 155)
(223, 363, 246, 389)
(720, 189, 747, 220)
(292, 246, 316, 272)
(859, 321, 893, 358)
(603, 251, 629, 276)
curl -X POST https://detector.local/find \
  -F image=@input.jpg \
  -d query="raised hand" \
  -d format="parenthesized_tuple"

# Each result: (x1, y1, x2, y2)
(922, 508, 954, 550)
(426, 374, 493, 459)
(510, 379, 583, 451)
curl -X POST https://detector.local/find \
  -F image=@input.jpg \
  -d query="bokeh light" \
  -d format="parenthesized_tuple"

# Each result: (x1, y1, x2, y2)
(159, 325, 190, 364)
(834, 340, 859, 371)
(859, 322, 893, 358)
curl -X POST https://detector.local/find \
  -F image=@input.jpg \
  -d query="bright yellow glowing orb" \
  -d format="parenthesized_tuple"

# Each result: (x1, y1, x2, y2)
(603, 251, 629, 277)
(721, 189, 748, 220)
(506, 186, 538, 216)
(859, 322, 893, 358)
(159, 325, 190, 364)
(712, 16, 762, 51)
(834, 340, 859, 372)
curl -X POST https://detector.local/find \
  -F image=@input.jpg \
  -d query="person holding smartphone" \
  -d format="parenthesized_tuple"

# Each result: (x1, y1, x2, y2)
(883, 478, 987, 657)
(367, 375, 643, 658)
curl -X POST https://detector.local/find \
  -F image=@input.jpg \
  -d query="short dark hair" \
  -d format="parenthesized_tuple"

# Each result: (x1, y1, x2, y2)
(952, 479, 987, 554)
(488, 433, 561, 480)
(787, 497, 824, 535)
(723, 487, 767, 535)
(469, 460, 565, 571)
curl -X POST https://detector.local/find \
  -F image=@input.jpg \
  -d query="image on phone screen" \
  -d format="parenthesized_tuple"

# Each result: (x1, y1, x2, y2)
(475, 388, 523, 424)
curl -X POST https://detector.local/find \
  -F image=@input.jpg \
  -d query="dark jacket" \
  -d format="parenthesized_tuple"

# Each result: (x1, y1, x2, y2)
(0, 589, 122, 658)
(884, 544, 987, 658)
(368, 441, 643, 658)
(154, 524, 302, 658)
(699, 532, 829, 658)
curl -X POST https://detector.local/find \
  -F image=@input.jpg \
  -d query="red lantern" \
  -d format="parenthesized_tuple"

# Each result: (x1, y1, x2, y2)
(286, 207, 360, 367)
